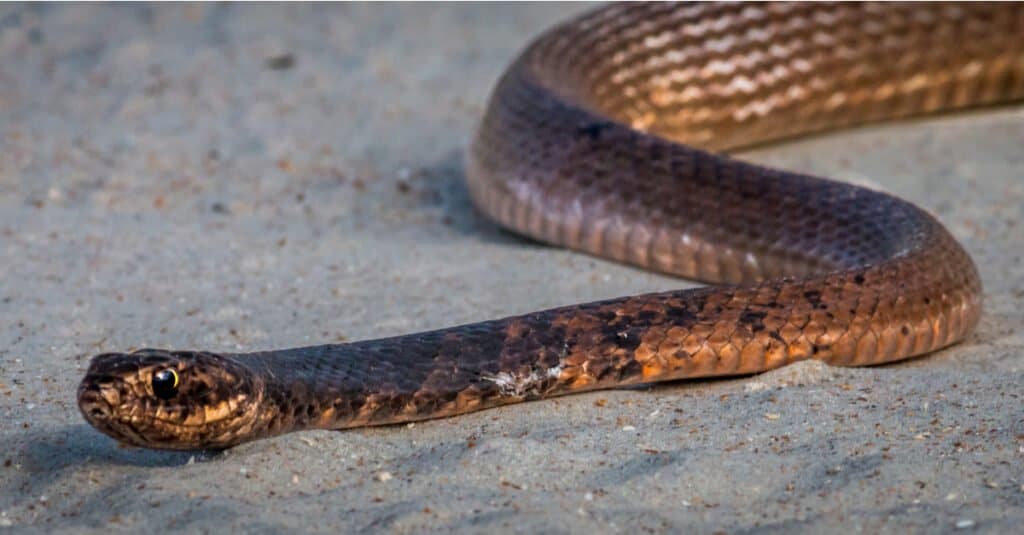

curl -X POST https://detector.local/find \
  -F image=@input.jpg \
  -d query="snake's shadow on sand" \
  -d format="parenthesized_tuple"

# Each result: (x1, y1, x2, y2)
(15, 424, 224, 480)
(417, 149, 550, 248)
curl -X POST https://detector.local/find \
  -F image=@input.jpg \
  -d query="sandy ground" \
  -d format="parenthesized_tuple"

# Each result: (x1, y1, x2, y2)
(1, 3, 1022, 534)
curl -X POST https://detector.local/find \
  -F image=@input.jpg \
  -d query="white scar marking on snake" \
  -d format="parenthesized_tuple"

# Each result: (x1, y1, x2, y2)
(483, 366, 563, 397)
(745, 252, 759, 270)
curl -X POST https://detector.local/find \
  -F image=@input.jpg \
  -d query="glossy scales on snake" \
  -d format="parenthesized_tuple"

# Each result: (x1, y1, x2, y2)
(79, 2, 1024, 450)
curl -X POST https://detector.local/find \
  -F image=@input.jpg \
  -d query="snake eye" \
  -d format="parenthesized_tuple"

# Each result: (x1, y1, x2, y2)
(152, 369, 179, 400)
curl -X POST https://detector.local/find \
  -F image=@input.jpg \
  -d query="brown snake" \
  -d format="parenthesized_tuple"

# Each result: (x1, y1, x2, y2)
(79, 2, 1024, 450)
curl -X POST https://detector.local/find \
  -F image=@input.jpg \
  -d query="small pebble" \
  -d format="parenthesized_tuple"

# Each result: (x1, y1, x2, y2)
(955, 519, 975, 529)
(745, 381, 769, 392)
(621, 425, 636, 431)
(375, 471, 392, 482)
(265, 53, 295, 70)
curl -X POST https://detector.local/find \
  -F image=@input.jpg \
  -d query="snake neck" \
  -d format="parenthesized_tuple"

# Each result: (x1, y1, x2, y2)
(232, 328, 550, 436)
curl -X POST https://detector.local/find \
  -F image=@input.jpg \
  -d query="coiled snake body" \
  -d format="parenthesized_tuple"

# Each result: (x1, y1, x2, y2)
(79, 3, 1024, 450)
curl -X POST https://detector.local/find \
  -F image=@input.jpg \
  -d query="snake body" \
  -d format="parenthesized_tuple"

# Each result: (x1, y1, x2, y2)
(79, 3, 1024, 450)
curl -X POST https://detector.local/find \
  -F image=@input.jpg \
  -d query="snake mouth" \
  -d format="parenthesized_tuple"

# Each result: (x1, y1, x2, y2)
(78, 380, 237, 446)
(78, 401, 239, 449)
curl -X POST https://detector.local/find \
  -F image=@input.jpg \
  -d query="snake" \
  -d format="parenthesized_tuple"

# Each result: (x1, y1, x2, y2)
(78, 2, 1024, 450)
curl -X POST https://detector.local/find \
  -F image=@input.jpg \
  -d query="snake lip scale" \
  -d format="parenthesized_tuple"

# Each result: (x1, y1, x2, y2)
(78, 2, 1022, 450)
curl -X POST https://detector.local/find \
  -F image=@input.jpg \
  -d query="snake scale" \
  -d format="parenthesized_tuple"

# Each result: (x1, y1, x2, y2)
(79, 2, 1024, 450)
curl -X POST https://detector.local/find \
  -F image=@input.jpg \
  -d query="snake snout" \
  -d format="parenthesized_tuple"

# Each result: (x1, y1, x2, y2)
(77, 383, 114, 425)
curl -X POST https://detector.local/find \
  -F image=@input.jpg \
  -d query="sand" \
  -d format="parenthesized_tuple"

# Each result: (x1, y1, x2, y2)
(1, 3, 1022, 533)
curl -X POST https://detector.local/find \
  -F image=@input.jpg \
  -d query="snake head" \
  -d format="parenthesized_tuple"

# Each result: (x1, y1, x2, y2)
(77, 349, 264, 450)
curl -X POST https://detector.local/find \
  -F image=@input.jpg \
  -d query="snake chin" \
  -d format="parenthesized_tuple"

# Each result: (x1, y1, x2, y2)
(77, 349, 266, 450)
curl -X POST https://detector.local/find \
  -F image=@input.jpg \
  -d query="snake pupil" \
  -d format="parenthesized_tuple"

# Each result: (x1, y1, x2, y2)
(152, 369, 179, 400)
